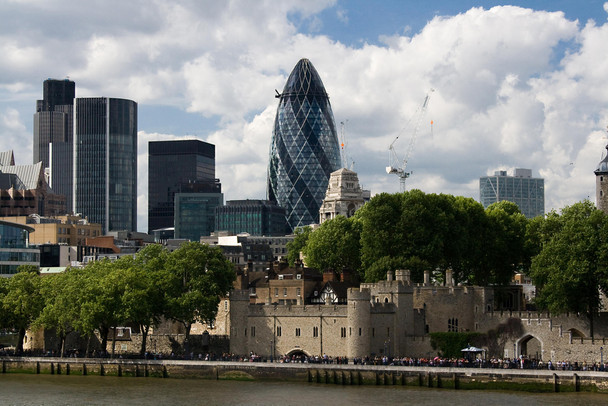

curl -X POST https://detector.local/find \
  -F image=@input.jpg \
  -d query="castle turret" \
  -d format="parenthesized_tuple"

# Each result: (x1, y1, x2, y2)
(228, 290, 250, 356)
(595, 144, 608, 214)
(347, 288, 371, 359)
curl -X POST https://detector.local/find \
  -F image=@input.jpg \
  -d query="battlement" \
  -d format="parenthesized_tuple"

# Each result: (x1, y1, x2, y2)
(348, 287, 371, 301)
(246, 303, 347, 318)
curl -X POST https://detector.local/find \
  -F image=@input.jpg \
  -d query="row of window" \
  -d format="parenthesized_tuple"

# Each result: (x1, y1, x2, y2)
(244, 326, 393, 338)
(274, 287, 301, 297)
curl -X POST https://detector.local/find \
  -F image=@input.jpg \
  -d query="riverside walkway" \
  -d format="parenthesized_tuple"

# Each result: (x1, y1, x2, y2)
(2, 357, 608, 392)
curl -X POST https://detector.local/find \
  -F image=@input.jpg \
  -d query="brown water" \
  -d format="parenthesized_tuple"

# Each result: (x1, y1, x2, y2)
(0, 374, 607, 405)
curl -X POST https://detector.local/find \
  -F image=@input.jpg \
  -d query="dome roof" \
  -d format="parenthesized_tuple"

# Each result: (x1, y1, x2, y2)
(595, 145, 608, 174)
(281, 58, 328, 98)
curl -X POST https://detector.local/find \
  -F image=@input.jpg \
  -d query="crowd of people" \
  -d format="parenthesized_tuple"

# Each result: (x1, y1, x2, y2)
(2, 347, 607, 371)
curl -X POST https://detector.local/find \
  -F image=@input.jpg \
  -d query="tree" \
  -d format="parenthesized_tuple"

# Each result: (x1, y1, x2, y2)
(165, 242, 235, 353)
(482, 201, 529, 286)
(1, 266, 44, 354)
(286, 226, 312, 266)
(125, 244, 171, 355)
(529, 200, 608, 337)
(35, 272, 80, 357)
(302, 216, 361, 278)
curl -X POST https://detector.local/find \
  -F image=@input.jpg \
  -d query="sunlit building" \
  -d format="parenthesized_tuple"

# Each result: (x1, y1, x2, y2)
(479, 168, 544, 218)
(267, 58, 341, 232)
(0, 220, 39, 276)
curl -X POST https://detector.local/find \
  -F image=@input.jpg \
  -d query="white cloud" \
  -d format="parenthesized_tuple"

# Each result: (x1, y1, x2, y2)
(1, 2, 608, 231)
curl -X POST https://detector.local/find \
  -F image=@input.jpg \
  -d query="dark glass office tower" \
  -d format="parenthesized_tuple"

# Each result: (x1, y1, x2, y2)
(33, 78, 75, 213)
(215, 199, 287, 236)
(148, 140, 221, 233)
(267, 58, 341, 231)
(73, 97, 137, 233)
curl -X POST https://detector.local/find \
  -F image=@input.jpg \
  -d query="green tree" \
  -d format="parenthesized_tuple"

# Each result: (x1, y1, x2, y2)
(35, 271, 80, 357)
(482, 201, 529, 286)
(286, 226, 312, 266)
(165, 242, 235, 353)
(529, 200, 608, 337)
(1, 266, 44, 354)
(303, 216, 361, 277)
(125, 245, 171, 355)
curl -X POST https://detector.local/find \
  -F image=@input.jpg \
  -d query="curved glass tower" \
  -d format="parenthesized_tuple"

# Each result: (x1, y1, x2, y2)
(267, 58, 341, 231)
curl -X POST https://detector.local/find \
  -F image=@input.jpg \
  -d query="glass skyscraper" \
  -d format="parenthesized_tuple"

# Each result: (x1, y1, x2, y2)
(148, 140, 221, 233)
(73, 97, 137, 233)
(33, 78, 75, 213)
(479, 168, 544, 219)
(215, 199, 287, 236)
(267, 58, 341, 231)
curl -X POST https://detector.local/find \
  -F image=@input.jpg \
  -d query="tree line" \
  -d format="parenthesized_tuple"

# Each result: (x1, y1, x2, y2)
(288, 190, 608, 335)
(0, 242, 235, 357)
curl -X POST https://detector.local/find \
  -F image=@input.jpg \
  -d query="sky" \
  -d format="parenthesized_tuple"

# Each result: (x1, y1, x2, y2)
(2, 0, 608, 233)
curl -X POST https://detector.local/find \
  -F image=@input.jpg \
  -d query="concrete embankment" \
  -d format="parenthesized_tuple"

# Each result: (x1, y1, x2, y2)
(2, 357, 608, 393)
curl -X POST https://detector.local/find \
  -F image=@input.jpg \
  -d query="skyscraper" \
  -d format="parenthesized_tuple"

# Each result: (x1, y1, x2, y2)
(148, 139, 221, 234)
(479, 168, 544, 218)
(215, 199, 287, 236)
(33, 78, 75, 212)
(267, 58, 341, 231)
(73, 97, 137, 233)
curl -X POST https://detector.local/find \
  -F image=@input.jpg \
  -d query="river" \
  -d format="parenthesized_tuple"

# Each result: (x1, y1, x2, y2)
(1, 374, 607, 405)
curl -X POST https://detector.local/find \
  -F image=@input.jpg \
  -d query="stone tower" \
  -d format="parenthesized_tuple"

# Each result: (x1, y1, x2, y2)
(595, 145, 608, 214)
(346, 288, 371, 358)
(319, 168, 365, 224)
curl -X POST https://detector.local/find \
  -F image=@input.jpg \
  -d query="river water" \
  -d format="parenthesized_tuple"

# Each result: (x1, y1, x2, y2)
(1, 374, 607, 405)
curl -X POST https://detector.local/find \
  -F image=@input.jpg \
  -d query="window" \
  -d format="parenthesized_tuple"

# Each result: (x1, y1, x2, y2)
(274, 288, 279, 297)
(251, 326, 256, 337)
(224, 300, 228, 311)
(313, 326, 318, 337)
(283, 288, 287, 297)
(295, 328, 301, 337)
(277, 326, 282, 336)
(359, 328, 362, 336)
(245, 328, 247, 337)
(448, 318, 459, 332)
(341, 327, 346, 338)
(387, 327, 390, 336)
(296, 274, 302, 280)
(296, 288, 301, 297)
(372, 328, 375, 337)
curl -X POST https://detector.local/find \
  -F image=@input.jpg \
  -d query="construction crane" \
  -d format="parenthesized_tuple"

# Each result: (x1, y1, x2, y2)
(340, 120, 354, 170)
(386, 89, 434, 192)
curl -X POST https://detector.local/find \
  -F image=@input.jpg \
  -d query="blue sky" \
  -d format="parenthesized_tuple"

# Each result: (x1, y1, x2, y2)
(1, 1, 608, 232)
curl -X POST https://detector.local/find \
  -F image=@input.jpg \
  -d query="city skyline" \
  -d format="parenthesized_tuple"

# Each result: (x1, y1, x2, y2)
(1, 1, 608, 232)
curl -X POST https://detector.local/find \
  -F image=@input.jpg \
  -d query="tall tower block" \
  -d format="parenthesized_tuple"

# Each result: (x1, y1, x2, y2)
(267, 58, 341, 231)
(595, 145, 608, 214)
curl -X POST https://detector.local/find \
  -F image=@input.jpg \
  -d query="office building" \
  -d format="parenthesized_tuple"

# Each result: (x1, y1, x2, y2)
(73, 97, 137, 234)
(319, 168, 366, 224)
(267, 58, 341, 231)
(0, 220, 40, 276)
(148, 140, 221, 234)
(0, 214, 101, 246)
(33, 78, 75, 213)
(479, 168, 544, 218)
(174, 192, 223, 241)
(215, 200, 287, 236)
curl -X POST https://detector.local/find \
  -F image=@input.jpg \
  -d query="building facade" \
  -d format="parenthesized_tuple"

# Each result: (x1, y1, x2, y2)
(479, 168, 544, 218)
(0, 214, 102, 246)
(174, 192, 223, 241)
(319, 168, 366, 224)
(148, 140, 221, 233)
(0, 220, 39, 277)
(267, 58, 341, 232)
(33, 78, 75, 213)
(73, 97, 137, 233)
(0, 151, 66, 217)
(215, 200, 287, 236)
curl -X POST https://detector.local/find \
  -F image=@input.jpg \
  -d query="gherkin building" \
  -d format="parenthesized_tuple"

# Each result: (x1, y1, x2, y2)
(268, 58, 341, 232)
